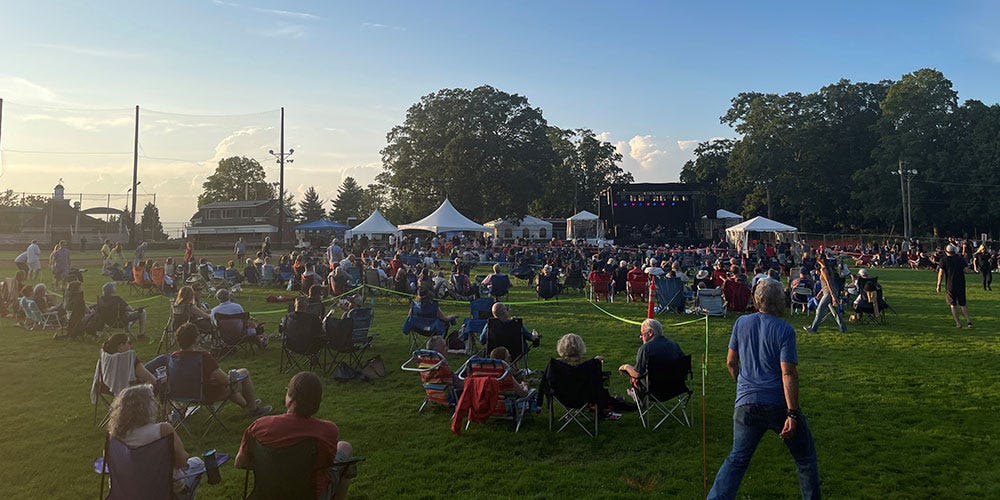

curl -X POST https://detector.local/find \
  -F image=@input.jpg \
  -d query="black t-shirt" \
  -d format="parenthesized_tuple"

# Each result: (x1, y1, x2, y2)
(939, 254, 966, 291)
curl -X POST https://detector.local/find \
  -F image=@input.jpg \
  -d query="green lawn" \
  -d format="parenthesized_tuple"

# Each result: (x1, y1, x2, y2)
(0, 249, 997, 499)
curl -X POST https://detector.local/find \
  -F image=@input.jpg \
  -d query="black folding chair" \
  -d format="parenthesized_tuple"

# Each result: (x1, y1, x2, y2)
(630, 354, 693, 429)
(539, 358, 603, 437)
(483, 317, 531, 372)
(239, 437, 364, 500)
(280, 312, 325, 373)
(167, 352, 231, 437)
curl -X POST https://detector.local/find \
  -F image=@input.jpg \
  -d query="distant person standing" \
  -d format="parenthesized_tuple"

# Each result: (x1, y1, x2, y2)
(327, 238, 344, 269)
(972, 244, 992, 291)
(936, 244, 972, 328)
(234, 237, 247, 262)
(26, 240, 42, 280)
(51, 240, 71, 290)
(803, 256, 846, 334)
(261, 236, 272, 259)
(79, 236, 87, 253)
(184, 240, 195, 276)
(134, 240, 148, 266)
(708, 279, 820, 499)
(100, 239, 112, 261)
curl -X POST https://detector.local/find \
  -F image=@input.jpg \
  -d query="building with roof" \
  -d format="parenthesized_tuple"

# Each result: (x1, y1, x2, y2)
(0, 182, 127, 248)
(185, 200, 293, 246)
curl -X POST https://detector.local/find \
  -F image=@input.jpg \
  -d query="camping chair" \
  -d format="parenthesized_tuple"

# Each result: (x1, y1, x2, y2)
(563, 267, 586, 294)
(587, 271, 612, 302)
(695, 287, 726, 316)
(629, 354, 693, 429)
(626, 273, 648, 302)
(654, 276, 685, 314)
(157, 302, 191, 355)
(510, 262, 535, 286)
(213, 311, 257, 359)
(484, 274, 511, 300)
(459, 298, 495, 353)
(539, 358, 603, 437)
(280, 312, 325, 374)
(789, 285, 813, 315)
(853, 277, 892, 325)
(90, 350, 135, 428)
(535, 274, 562, 301)
(342, 307, 376, 368)
(722, 278, 753, 313)
(167, 352, 234, 437)
(481, 317, 531, 373)
(96, 434, 175, 500)
(401, 349, 459, 411)
(240, 437, 363, 500)
(321, 315, 359, 378)
(362, 268, 384, 300)
(402, 300, 448, 351)
(450, 273, 476, 301)
(455, 357, 537, 432)
(19, 297, 63, 330)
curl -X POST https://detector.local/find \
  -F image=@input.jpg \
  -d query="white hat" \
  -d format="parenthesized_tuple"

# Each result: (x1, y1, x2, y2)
(858, 268, 868, 277)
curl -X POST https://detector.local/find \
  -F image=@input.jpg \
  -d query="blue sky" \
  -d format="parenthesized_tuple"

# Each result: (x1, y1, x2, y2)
(2, 0, 999, 230)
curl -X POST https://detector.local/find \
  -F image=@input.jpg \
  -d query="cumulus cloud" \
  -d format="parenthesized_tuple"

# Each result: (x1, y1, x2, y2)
(601, 133, 709, 183)
(0, 76, 58, 103)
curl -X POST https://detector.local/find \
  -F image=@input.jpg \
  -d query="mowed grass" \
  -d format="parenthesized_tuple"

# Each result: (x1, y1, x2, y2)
(0, 249, 998, 499)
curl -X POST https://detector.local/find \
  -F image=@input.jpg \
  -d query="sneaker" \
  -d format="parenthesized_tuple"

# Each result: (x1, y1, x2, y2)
(802, 326, 816, 334)
(250, 404, 272, 418)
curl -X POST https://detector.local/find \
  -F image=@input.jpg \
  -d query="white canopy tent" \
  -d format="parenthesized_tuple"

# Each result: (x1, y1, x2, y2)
(398, 198, 490, 234)
(485, 215, 553, 241)
(345, 209, 399, 239)
(716, 208, 744, 229)
(725, 216, 798, 255)
(566, 210, 604, 240)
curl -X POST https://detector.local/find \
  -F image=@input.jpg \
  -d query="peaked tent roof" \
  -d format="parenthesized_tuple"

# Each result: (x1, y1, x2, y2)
(484, 215, 553, 229)
(295, 219, 350, 231)
(567, 210, 598, 221)
(398, 199, 490, 233)
(725, 215, 797, 233)
(716, 209, 743, 219)
(345, 209, 399, 237)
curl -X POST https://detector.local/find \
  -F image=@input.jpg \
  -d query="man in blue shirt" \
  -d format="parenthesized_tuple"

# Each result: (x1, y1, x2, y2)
(708, 279, 820, 499)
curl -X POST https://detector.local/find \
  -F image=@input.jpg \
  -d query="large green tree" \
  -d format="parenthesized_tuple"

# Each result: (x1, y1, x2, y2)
(138, 202, 168, 241)
(0, 189, 47, 208)
(329, 177, 365, 222)
(379, 86, 557, 222)
(297, 186, 326, 223)
(532, 128, 631, 217)
(198, 156, 275, 207)
(680, 139, 738, 210)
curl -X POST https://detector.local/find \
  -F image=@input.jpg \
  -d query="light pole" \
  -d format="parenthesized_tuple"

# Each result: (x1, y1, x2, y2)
(895, 163, 917, 238)
(268, 144, 293, 248)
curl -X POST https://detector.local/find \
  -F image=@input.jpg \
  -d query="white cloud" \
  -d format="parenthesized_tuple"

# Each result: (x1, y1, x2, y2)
(627, 135, 670, 170)
(600, 133, 708, 183)
(251, 7, 319, 20)
(0, 76, 58, 103)
(36, 43, 144, 60)
(19, 112, 133, 132)
(362, 22, 406, 31)
(676, 139, 701, 151)
(259, 23, 307, 39)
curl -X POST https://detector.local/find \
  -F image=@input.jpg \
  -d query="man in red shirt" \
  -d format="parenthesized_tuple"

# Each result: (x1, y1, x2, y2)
(236, 371, 355, 499)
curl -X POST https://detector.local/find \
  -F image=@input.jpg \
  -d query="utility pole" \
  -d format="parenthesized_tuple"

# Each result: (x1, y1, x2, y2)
(131, 105, 139, 243)
(269, 107, 293, 249)
(897, 160, 907, 238)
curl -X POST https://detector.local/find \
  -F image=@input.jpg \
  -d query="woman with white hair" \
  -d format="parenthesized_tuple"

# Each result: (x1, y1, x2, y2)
(107, 384, 203, 498)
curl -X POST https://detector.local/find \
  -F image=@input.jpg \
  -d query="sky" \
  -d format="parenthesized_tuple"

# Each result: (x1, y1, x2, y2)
(2, 0, 1000, 234)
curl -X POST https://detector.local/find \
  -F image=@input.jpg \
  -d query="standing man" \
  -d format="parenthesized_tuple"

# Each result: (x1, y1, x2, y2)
(234, 237, 247, 263)
(327, 238, 344, 270)
(708, 279, 820, 499)
(134, 240, 148, 267)
(802, 256, 846, 334)
(936, 243, 972, 328)
(26, 240, 42, 281)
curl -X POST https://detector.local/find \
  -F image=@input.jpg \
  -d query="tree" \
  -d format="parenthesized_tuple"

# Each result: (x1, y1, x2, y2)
(379, 85, 557, 222)
(198, 156, 275, 207)
(139, 202, 168, 241)
(680, 139, 737, 210)
(0, 189, 47, 208)
(329, 177, 365, 222)
(297, 186, 326, 222)
(533, 128, 631, 216)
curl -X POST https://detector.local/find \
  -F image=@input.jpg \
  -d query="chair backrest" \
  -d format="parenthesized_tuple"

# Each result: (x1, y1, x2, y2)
(261, 266, 275, 281)
(452, 274, 472, 295)
(655, 276, 685, 311)
(363, 268, 381, 286)
(407, 350, 455, 405)
(722, 279, 751, 312)
(488, 274, 511, 297)
(104, 434, 174, 500)
(344, 307, 373, 342)
(541, 358, 603, 408)
(215, 311, 250, 346)
(242, 437, 319, 500)
(324, 316, 355, 353)
(97, 295, 125, 327)
(20, 297, 44, 323)
(589, 271, 611, 292)
(284, 312, 325, 355)
(167, 352, 206, 402)
(643, 354, 692, 401)
(485, 318, 527, 362)
(463, 357, 517, 408)
(468, 298, 495, 321)
(150, 267, 165, 287)
(345, 267, 361, 284)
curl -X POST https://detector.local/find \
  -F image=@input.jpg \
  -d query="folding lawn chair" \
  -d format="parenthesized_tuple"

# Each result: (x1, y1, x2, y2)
(588, 271, 612, 302)
(722, 278, 753, 313)
(456, 357, 537, 432)
(853, 277, 892, 325)
(96, 434, 175, 500)
(280, 312, 325, 374)
(654, 276, 685, 314)
(213, 311, 257, 359)
(342, 307, 376, 368)
(696, 288, 727, 316)
(239, 437, 363, 500)
(539, 358, 603, 437)
(626, 273, 648, 302)
(459, 298, 495, 353)
(167, 352, 234, 437)
(19, 297, 62, 330)
(402, 299, 448, 351)
(789, 285, 813, 315)
(481, 317, 532, 373)
(322, 316, 359, 378)
(629, 354, 693, 429)
(400, 349, 458, 412)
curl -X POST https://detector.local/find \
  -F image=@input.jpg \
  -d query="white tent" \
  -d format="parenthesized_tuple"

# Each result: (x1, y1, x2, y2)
(485, 215, 553, 241)
(566, 210, 604, 240)
(716, 209, 743, 220)
(398, 198, 490, 234)
(725, 216, 798, 255)
(345, 209, 399, 238)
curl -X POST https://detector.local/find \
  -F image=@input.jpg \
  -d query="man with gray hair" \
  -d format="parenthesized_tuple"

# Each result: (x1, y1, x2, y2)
(936, 243, 972, 328)
(708, 278, 820, 499)
(618, 318, 683, 379)
(97, 281, 147, 338)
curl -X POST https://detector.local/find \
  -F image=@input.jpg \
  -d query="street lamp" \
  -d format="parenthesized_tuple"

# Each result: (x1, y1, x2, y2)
(268, 146, 293, 247)
(894, 163, 917, 238)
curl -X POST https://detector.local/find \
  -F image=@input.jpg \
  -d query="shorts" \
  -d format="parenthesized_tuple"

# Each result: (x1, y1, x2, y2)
(946, 289, 966, 307)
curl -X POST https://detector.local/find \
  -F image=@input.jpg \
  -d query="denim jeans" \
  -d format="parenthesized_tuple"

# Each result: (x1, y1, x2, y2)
(708, 405, 820, 500)
(807, 293, 846, 332)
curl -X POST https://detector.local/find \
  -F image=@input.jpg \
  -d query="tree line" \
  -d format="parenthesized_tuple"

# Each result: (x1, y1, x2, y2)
(681, 68, 1000, 237)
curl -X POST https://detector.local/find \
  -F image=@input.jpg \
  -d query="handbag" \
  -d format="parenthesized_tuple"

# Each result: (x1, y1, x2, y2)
(360, 355, 386, 381)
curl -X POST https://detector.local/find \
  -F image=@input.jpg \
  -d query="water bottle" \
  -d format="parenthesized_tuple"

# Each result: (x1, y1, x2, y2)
(203, 449, 221, 484)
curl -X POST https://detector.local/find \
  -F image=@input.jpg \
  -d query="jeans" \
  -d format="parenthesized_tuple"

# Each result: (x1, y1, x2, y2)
(708, 405, 820, 500)
(807, 293, 846, 332)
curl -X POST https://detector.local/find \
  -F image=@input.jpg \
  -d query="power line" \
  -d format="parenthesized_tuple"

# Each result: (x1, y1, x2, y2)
(0, 148, 132, 155)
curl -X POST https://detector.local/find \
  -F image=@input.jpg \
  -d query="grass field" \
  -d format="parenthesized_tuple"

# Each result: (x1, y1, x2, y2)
(0, 249, 997, 499)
